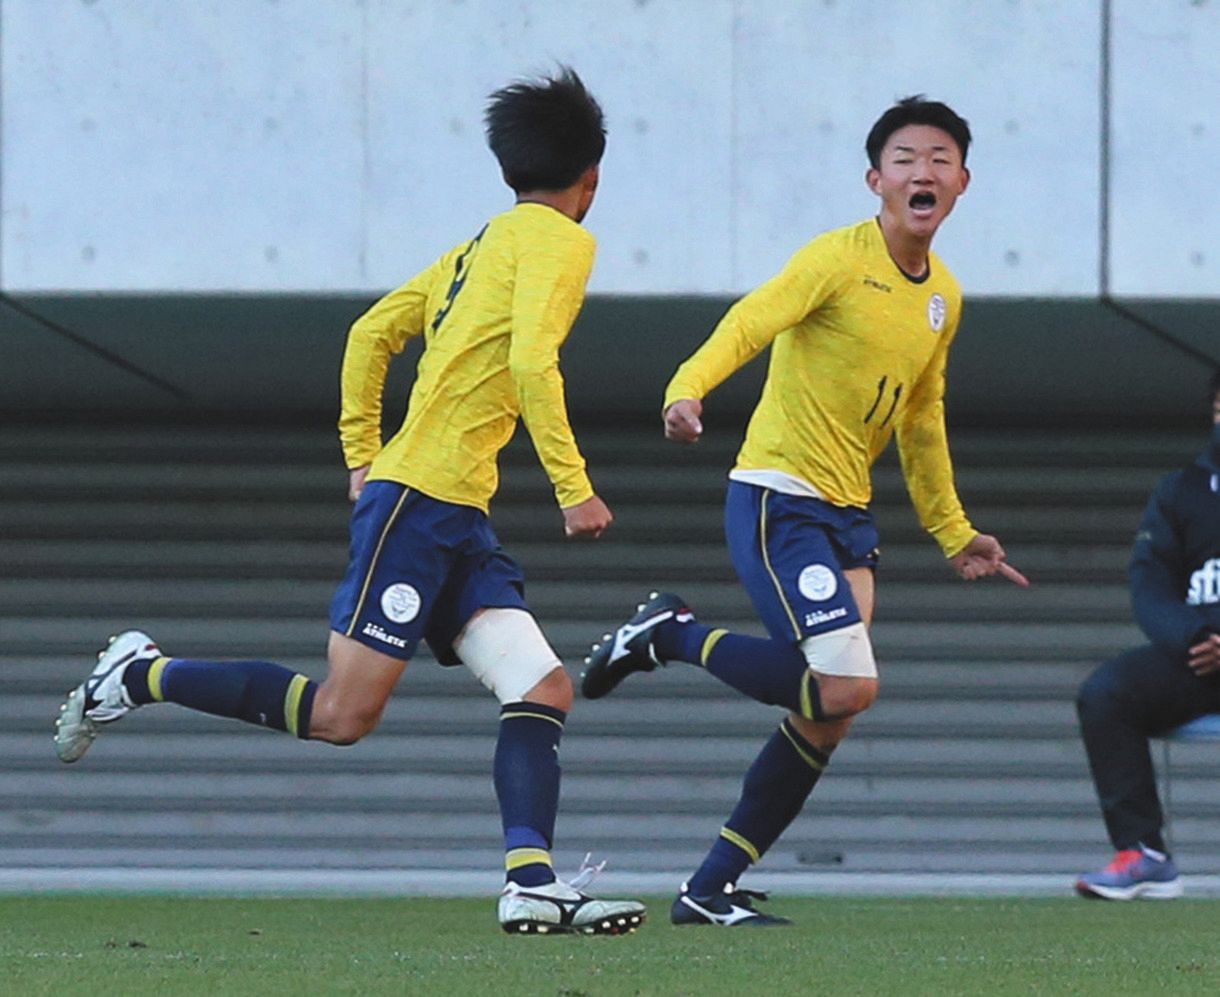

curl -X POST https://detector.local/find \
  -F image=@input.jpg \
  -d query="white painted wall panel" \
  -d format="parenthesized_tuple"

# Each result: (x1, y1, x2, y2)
(1110, 0, 1220, 297)
(361, 0, 735, 293)
(1, 0, 366, 290)
(732, 1, 1101, 294)
(0, 0, 1214, 297)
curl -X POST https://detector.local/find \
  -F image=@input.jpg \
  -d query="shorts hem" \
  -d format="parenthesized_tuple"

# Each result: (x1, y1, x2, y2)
(333, 624, 416, 661)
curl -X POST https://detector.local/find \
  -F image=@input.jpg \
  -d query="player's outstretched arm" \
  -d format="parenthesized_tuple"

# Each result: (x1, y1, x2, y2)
(562, 494, 613, 539)
(664, 399, 704, 444)
(950, 533, 1030, 587)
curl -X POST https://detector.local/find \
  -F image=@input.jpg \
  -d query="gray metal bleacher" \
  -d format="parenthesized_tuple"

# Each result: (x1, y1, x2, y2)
(2, 421, 1217, 890)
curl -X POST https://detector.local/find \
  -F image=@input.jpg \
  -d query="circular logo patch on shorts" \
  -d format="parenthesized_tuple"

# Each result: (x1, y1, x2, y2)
(380, 582, 421, 624)
(798, 564, 838, 602)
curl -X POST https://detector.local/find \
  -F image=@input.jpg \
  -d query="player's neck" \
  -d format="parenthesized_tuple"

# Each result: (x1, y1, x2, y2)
(516, 189, 583, 223)
(876, 214, 932, 280)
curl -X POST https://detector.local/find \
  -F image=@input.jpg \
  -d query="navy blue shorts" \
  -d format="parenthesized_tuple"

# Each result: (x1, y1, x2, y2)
(725, 480, 879, 644)
(329, 481, 528, 663)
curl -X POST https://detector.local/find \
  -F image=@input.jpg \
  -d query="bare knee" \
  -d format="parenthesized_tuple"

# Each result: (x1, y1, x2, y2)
(817, 674, 879, 719)
(310, 633, 406, 745)
(311, 713, 379, 746)
(522, 665, 573, 712)
(308, 686, 385, 745)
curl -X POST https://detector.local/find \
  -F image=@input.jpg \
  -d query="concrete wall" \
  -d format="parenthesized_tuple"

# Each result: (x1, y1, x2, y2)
(2, 1, 1218, 297)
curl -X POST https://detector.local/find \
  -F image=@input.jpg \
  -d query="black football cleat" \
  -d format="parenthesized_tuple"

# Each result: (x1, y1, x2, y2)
(580, 592, 693, 700)
(670, 882, 791, 927)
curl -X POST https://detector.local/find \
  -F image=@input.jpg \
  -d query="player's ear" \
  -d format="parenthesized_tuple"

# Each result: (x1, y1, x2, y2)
(582, 163, 600, 194)
(958, 166, 971, 195)
(573, 163, 600, 222)
(865, 167, 882, 196)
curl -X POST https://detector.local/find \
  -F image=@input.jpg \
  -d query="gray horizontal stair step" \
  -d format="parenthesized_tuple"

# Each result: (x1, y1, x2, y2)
(0, 501, 1152, 544)
(0, 658, 1100, 699)
(2, 777, 1126, 818)
(0, 812, 1208, 849)
(0, 423, 1205, 881)
(0, 425, 339, 459)
(0, 423, 1197, 465)
(15, 690, 1086, 728)
(12, 720, 1078, 744)
(0, 425, 733, 465)
(0, 729, 1102, 768)
(0, 578, 1133, 623)
(10, 692, 1086, 740)
(0, 539, 1134, 580)
(0, 615, 1148, 660)
(0, 461, 1167, 506)
(1, 682, 1126, 718)
(12, 781, 1113, 815)
(0, 810, 1141, 839)
(1, 812, 1211, 847)
(4, 843, 1218, 875)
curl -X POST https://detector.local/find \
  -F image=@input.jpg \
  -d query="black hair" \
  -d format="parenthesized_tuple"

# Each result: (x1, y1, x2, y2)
(865, 95, 971, 168)
(1209, 368, 1220, 401)
(484, 67, 606, 193)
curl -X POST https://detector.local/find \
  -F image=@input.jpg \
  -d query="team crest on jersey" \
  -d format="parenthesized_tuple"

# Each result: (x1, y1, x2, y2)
(927, 293, 947, 332)
(381, 582, 421, 623)
(798, 563, 838, 602)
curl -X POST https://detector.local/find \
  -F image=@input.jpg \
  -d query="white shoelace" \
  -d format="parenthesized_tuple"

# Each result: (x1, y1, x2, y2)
(567, 852, 607, 893)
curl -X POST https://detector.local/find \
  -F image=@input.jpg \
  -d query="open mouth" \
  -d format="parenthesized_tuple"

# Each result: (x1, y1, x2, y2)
(909, 192, 937, 210)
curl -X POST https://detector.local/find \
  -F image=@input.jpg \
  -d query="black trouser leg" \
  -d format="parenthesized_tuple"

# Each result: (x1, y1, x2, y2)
(1076, 644, 1220, 853)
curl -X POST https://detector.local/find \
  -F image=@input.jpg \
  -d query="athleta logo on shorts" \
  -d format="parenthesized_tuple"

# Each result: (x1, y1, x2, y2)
(798, 563, 838, 602)
(1187, 558, 1220, 606)
(362, 622, 407, 649)
(380, 582, 421, 623)
(927, 293, 946, 333)
(805, 607, 848, 628)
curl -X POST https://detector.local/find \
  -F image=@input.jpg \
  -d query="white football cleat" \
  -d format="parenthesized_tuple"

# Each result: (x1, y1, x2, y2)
(498, 857, 646, 935)
(498, 880, 646, 935)
(54, 630, 161, 763)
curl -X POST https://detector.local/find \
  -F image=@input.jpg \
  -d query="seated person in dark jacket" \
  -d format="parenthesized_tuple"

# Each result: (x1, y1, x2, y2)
(1075, 369, 1220, 900)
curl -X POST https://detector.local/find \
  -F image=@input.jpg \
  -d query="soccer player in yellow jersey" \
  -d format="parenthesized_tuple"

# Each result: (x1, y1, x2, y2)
(583, 96, 1029, 926)
(53, 68, 646, 936)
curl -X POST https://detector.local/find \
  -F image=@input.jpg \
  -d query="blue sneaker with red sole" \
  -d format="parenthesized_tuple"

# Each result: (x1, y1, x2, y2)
(1075, 845, 1182, 900)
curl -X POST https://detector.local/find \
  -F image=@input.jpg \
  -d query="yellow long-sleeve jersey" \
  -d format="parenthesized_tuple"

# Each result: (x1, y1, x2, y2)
(339, 202, 595, 512)
(664, 218, 975, 557)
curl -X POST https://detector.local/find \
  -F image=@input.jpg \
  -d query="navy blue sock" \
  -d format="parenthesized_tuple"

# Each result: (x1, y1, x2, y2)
(122, 659, 155, 704)
(654, 620, 822, 720)
(125, 656, 317, 739)
(495, 701, 566, 887)
(688, 718, 831, 896)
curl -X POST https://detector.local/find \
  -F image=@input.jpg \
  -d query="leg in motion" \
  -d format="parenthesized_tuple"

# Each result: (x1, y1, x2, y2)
(456, 607, 647, 935)
(671, 567, 877, 926)
(55, 628, 406, 763)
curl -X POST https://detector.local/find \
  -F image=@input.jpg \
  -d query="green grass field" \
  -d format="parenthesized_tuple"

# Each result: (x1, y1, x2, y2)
(3, 895, 1219, 996)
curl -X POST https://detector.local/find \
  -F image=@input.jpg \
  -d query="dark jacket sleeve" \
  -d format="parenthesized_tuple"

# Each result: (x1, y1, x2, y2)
(1129, 472, 1219, 653)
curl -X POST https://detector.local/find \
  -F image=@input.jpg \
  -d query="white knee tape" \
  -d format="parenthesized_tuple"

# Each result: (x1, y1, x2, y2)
(799, 622, 877, 678)
(453, 608, 564, 704)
